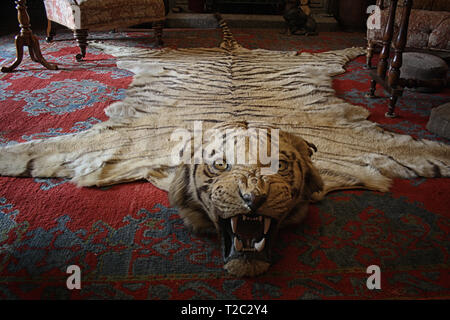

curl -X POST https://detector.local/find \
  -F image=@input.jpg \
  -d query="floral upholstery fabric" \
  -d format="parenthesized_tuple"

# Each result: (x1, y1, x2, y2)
(44, 0, 79, 29)
(367, 7, 450, 51)
(44, 0, 165, 30)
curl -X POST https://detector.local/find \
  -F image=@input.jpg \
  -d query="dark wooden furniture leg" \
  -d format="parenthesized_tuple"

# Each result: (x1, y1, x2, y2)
(377, 0, 397, 81)
(1, 0, 58, 72)
(154, 20, 164, 47)
(365, 40, 376, 70)
(367, 0, 445, 117)
(366, 0, 397, 99)
(73, 29, 89, 61)
(386, 0, 413, 118)
(367, 79, 378, 98)
(367, 0, 398, 100)
(46, 19, 56, 42)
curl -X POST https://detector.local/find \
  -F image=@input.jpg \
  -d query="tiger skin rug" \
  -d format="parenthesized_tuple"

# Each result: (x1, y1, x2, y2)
(0, 17, 449, 276)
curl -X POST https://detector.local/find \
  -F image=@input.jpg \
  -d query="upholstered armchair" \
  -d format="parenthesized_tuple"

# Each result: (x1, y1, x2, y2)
(43, 0, 167, 61)
(366, 0, 450, 69)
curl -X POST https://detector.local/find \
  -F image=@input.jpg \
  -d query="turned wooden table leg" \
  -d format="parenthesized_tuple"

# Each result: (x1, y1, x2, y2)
(386, 0, 413, 118)
(3, 36, 25, 72)
(1, 0, 58, 72)
(28, 43, 38, 62)
(29, 34, 59, 70)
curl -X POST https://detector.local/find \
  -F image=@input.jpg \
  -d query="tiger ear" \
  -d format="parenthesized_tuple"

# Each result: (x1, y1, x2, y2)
(284, 132, 324, 200)
(305, 141, 317, 157)
(302, 158, 324, 200)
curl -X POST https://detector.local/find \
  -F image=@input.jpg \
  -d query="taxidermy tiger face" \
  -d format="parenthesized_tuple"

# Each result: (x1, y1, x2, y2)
(169, 122, 323, 277)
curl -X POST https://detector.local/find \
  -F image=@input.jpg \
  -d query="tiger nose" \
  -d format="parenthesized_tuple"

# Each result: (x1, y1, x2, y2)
(241, 192, 267, 212)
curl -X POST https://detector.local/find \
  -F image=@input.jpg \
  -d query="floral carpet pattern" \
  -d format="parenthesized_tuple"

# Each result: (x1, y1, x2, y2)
(0, 28, 449, 299)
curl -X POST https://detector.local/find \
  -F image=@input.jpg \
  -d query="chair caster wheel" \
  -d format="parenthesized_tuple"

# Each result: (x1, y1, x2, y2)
(75, 53, 84, 61)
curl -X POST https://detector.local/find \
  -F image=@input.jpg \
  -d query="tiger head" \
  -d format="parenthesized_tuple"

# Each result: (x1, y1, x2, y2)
(169, 121, 323, 277)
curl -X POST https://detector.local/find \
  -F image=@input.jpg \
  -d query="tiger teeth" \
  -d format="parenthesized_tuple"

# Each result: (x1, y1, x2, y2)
(264, 218, 271, 234)
(241, 215, 261, 221)
(234, 237, 243, 252)
(254, 238, 265, 252)
(231, 217, 238, 233)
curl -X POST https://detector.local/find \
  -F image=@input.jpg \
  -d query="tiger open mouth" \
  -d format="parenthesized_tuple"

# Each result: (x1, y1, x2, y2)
(219, 214, 276, 266)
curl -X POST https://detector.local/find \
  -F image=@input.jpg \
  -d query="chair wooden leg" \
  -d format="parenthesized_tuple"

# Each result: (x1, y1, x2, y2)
(73, 29, 88, 61)
(386, 0, 413, 118)
(46, 19, 56, 42)
(154, 21, 164, 47)
(366, 79, 378, 98)
(365, 40, 375, 70)
(386, 95, 399, 118)
(377, 0, 398, 79)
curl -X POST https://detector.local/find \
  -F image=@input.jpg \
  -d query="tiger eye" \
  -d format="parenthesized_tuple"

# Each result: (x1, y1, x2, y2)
(213, 161, 230, 172)
(278, 160, 289, 172)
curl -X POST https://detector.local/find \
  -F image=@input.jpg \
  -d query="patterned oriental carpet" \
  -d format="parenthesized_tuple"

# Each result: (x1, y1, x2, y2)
(0, 28, 449, 300)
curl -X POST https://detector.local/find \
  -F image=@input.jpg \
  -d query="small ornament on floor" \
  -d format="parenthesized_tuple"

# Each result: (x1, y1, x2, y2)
(281, 0, 318, 36)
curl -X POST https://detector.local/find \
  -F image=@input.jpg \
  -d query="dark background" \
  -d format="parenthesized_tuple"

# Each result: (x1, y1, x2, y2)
(1, 0, 48, 36)
(1, 0, 377, 36)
